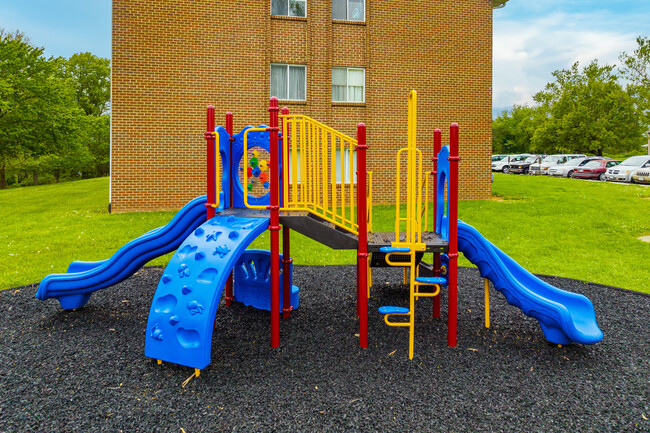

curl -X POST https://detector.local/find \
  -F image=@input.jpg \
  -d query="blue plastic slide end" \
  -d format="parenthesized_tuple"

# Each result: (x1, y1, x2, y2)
(379, 306, 410, 315)
(415, 276, 446, 285)
(380, 247, 411, 253)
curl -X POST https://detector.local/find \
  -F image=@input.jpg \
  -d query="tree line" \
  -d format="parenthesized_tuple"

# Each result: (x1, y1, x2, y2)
(0, 29, 110, 188)
(493, 36, 650, 157)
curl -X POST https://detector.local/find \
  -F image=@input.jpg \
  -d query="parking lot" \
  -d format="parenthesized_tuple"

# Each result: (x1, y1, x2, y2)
(492, 153, 650, 186)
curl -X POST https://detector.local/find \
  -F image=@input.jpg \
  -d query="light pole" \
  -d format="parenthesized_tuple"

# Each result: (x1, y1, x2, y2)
(646, 130, 650, 156)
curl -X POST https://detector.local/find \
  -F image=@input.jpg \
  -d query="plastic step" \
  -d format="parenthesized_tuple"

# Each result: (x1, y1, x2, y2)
(380, 246, 411, 253)
(415, 276, 446, 285)
(378, 306, 410, 315)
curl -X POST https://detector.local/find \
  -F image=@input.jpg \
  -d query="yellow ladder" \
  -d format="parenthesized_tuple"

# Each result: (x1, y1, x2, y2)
(378, 90, 443, 359)
(379, 248, 444, 359)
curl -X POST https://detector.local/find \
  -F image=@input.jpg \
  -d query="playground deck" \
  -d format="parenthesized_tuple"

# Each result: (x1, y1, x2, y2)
(218, 208, 448, 253)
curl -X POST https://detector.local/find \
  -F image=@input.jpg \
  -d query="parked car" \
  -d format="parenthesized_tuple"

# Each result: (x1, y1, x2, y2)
(510, 155, 544, 174)
(571, 159, 621, 181)
(606, 155, 650, 182)
(632, 166, 650, 184)
(547, 156, 606, 178)
(492, 154, 508, 162)
(492, 154, 534, 174)
(529, 154, 586, 175)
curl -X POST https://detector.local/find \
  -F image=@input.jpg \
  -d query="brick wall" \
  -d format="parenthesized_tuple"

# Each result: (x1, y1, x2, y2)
(111, 0, 492, 212)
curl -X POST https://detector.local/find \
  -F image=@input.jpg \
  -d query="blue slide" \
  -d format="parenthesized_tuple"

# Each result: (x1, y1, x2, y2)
(36, 195, 208, 310)
(144, 214, 269, 369)
(457, 220, 603, 345)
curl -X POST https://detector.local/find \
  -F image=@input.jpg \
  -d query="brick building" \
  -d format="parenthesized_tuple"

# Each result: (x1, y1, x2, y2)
(111, 0, 497, 212)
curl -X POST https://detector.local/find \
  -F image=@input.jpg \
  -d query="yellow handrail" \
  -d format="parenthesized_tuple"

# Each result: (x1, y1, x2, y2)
(367, 171, 373, 232)
(278, 114, 365, 236)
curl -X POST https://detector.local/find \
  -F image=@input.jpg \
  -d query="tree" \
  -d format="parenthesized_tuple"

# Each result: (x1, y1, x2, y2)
(531, 61, 643, 156)
(492, 105, 541, 154)
(619, 36, 650, 129)
(79, 114, 110, 178)
(64, 52, 111, 116)
(0, 30, 49, 187)
(0, 30, 87, 187)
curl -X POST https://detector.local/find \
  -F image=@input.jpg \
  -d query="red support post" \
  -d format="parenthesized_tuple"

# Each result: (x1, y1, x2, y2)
(280, 107, 293, 319)
(224, 112, 234, 307)
(356, 123, 369, 349)
(205, 106, 216, 220)
(432, 128, 442, 318)
(268, 97, 281, 348)
(226, 112, 234, 207)
(447, 123, 460, 347)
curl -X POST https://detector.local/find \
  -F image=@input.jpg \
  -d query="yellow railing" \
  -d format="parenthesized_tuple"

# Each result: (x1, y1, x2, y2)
(276, 114, 367, 236)
(367, 171, 373, 232)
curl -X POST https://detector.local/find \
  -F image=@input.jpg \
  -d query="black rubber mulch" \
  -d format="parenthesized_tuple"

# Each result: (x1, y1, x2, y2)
(1, 266, 648, 432)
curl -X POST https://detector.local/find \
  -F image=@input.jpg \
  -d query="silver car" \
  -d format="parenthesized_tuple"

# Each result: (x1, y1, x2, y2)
(530, 154, 585, 175)
(605, 155, 650, 182)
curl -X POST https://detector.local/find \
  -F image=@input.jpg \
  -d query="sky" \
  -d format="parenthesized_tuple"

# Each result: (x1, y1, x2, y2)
(0, 0, 648, 118)
(493, 0, 650, 117)
(0, 0, 111, 58)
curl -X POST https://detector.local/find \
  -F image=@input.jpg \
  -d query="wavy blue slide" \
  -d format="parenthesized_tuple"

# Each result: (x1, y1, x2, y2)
(457, 220, 603, 345)
(144, 214, 270, 369)
(36, 195, 208, 310)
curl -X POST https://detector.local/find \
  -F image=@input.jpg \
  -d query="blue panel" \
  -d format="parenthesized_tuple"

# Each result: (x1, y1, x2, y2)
(144, 215, 270, 369)
(233, 249, 299, 312)
(378, 306, 410, 315)
(222, 126, 284, 209)
(36, 196, 209, 310)
(436, 145, 450, 241)
(457, 220, 603, 345)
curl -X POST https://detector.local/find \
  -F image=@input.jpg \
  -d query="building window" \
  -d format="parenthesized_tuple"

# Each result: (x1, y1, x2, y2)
(271, 64, 306, 101)
(271, 0, 306, 18)
(336, 149, 357, 183)
(332, 67, 365, 102)
(332, 0, 364, 21)
(286, 149, 356, 184)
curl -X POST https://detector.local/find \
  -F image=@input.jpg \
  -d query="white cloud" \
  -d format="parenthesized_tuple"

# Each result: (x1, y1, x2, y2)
(493, 8, 644, 111)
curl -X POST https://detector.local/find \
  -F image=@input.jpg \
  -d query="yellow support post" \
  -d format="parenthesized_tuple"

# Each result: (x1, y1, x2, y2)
(484, 278, 490, 329)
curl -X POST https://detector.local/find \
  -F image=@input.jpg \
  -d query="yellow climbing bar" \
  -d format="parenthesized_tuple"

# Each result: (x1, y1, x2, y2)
(243, 127, 272, 210)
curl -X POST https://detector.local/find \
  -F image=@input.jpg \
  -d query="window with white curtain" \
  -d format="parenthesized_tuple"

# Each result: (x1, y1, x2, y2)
(332, 0, 365, 21)
(271, 64, 306, 101)
(286, 149, 356, 184)
(332, 67, 365, 103)
(336, 149, 357, 183)
(271, 0, 306, 17)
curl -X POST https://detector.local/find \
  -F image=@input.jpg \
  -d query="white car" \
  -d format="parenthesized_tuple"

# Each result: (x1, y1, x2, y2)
(605, 155, 650, 182)
(492, 154, 534, 174)
(632, 167, 650, 184)
(547, 157, 602, 178)
(529, 154, 585, 175)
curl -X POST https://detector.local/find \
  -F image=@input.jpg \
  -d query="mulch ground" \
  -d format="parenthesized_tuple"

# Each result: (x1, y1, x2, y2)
(1, 266, 648, 432)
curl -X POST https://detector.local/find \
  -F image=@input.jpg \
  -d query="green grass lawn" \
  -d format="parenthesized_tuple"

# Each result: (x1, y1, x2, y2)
(1, 175, 649, 292)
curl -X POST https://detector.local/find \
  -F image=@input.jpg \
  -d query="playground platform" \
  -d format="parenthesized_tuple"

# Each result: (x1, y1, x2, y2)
(220, 207, 448, 253)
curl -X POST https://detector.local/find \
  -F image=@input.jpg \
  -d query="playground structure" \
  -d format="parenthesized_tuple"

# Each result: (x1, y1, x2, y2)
(37, 91, 603, 375)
